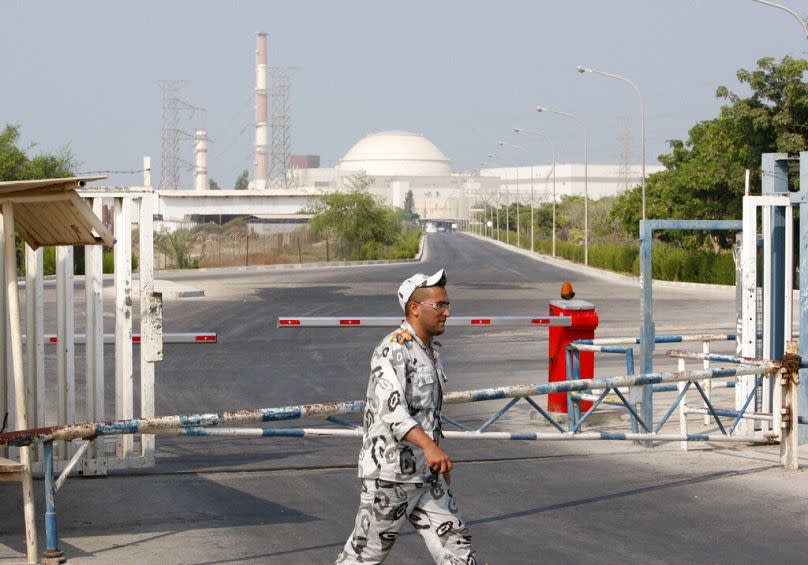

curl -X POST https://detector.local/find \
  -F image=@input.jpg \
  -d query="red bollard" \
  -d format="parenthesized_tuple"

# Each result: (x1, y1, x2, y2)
(548, 298, 599, 414)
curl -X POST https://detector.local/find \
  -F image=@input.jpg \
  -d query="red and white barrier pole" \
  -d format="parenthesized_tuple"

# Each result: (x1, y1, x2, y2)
(277, 316, 571, 328)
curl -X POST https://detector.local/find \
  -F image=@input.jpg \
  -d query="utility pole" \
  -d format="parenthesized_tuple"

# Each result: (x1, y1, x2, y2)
(268, 67, 298, 189)
(157, 80, 204, 189)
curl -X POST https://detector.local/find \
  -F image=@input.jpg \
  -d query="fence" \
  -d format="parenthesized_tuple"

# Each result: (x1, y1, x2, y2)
(0, 352, 794, 563)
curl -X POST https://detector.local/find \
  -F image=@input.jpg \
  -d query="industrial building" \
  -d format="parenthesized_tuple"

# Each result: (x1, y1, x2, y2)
(155, 32, 659, 227)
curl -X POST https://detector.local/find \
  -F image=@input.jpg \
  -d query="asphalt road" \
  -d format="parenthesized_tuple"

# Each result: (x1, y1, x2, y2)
(2, 232, 806, 564)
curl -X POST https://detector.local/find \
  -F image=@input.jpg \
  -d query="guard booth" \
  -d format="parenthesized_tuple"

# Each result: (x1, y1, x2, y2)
(0, 176, 161, 564)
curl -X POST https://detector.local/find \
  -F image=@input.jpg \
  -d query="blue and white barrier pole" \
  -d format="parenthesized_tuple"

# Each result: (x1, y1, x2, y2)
(0, 365, 781, 447)
(173, 427, 774, 444)
(42, 441, 63, 565)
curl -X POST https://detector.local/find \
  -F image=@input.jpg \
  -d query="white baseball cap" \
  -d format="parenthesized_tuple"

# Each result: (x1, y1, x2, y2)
(398, 269, 447, 312)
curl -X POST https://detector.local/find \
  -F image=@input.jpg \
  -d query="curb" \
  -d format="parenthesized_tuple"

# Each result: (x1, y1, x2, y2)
(462, 231, 735, 292)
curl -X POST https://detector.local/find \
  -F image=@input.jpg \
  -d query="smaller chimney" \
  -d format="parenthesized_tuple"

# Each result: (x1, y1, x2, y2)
(194, 129, 208, 191)
(255, 32, 268, 189)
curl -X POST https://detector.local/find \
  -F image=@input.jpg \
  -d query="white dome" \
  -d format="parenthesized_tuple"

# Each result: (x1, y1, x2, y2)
(339, 130, 451, 176)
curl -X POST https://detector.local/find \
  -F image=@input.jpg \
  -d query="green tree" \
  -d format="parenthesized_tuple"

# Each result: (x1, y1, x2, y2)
(310, 173, 401, 259)
(234, 169, 249, 190)
(154, 229, 203, 269)
(209, 178, 220, 190)
(612, 56, 808, 247)
(403, 189, 419, 220)
(0, 124, 75, 181)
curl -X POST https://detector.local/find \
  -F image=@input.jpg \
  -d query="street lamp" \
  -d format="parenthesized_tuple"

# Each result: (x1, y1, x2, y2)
(488, 153, 508, 243)
(577, 65, 646, 221)
(752, 0, 808, 39)
(480, 161, 497, 239)
(514, 128, 557, 256)
(498, 140, 531, 250)
(537, 105, 589, 265)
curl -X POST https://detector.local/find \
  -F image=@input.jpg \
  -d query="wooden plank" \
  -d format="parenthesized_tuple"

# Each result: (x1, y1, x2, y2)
(0, 455, 24, 473)
(66, 193, 114, 246)
(19, 203, 61, 245)
(15, 204, 56, 248)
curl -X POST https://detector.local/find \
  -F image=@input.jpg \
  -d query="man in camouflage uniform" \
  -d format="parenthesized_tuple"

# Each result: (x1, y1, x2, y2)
(336, 269, 479, 564)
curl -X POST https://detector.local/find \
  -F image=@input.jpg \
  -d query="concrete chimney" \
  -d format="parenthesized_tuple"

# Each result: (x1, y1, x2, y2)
(194, 129, 208, 191)
(255, 32, 268, 190)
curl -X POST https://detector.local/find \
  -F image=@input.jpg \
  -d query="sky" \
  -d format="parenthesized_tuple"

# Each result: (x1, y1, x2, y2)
(2, 0, 806, 188)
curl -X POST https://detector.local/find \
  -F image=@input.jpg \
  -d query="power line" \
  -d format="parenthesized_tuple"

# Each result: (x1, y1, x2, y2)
(75, 169, 148, 175)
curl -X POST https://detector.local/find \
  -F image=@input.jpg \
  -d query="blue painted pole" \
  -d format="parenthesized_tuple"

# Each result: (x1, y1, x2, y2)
(763, 153, 788, 418)
(638, 219, 655, 446)
(43, 441, 64, 564)
(798, 151, 808, 444)
(565, 347, 576, 429)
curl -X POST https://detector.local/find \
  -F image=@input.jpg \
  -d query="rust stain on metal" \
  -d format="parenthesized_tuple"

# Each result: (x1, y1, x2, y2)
(780, 352, 801, 375)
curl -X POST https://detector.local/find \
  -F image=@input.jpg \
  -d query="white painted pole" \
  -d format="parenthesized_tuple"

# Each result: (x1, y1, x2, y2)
(139, 193, 156, 461)
(677, 357, 688, 451)
(781, 341, 799, 470)
(24, 245, 43, 462)
(739, 195, 758, 437)
(702, 340, 711, 426)
(114, 197, 134, 457)
(56, 246, 75, 460)
(0, 211, 5, 460)
(2, 203, 39, 563)
(85, 198, 105, 460)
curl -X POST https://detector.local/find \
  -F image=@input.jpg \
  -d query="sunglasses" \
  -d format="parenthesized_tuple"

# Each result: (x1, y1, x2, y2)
(415, 301, 452, 312)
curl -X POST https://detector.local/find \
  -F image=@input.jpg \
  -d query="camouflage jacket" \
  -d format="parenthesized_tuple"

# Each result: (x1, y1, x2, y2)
(357, 321, 446, 483)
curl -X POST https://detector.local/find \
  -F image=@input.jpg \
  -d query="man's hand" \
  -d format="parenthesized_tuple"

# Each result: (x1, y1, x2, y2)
(404, 427, 453, 485)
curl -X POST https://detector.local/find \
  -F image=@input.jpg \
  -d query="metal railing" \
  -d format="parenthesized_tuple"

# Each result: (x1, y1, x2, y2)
(565, 333, 780, 446)
(0, 353, 795, 563)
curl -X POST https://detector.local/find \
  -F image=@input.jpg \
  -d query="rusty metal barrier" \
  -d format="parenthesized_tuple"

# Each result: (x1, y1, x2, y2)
(0, 356, 797, 564)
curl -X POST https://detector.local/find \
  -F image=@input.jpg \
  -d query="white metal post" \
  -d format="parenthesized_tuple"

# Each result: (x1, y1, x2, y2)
(702, 340, 711, 426)
(84, 198, 105, 463)
(781, 341, 799, 469)
(739, 196, 758, 436)
(0, 211, 5, 459)
(55, 246, 75, 460)
(2, 203, 39, 563)
(24, 246, 44, 461)
(114, 197, 134, 457)
(139, 193, 157, 461)
(677, 358, 688, 451)
(763, 206, 773, 361)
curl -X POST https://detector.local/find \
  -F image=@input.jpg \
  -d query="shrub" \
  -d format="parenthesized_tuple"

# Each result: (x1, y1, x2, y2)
(527, 237, 735, 284)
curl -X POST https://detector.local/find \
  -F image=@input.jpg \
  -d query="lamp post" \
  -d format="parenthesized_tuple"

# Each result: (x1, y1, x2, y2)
(513, 128, 557, 255)
(537, 106, 589, 265)
(480, 161, 497, 239)
(752, 0, 808, 39)
(577, 65, 646, 221)
(499, 140, 533, 250)
(488, 153, 508, 243)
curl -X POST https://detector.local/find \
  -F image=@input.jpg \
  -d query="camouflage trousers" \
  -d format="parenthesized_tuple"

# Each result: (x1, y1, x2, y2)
(336, 478, 479, 564)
